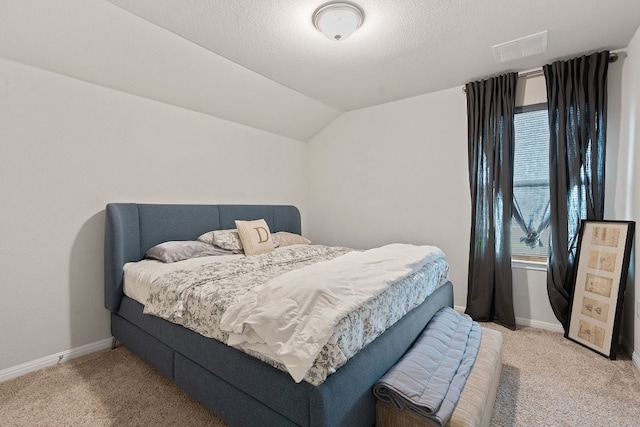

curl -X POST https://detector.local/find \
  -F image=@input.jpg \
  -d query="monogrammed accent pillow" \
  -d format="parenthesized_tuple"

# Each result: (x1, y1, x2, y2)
(235, 219, 275, 256)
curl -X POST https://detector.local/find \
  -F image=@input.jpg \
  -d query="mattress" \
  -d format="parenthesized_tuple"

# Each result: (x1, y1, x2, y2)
(124, 244, 450, 385)
(124, 252, 246, 303)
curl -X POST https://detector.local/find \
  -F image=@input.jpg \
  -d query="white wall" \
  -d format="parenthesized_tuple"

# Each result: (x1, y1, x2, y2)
(307, 62, 626, 332)
(1, 32, 637, 376)
(0, 58, 307, 371)
(306, 87, 471, 306)
(617, 27, 640, 366)
(0, 0, 340, 142)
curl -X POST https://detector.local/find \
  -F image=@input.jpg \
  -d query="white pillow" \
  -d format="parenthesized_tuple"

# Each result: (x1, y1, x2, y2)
(272, 231, 311, 247)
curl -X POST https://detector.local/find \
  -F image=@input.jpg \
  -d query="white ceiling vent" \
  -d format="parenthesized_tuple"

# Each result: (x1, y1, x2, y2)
(492, 31, 548, 63)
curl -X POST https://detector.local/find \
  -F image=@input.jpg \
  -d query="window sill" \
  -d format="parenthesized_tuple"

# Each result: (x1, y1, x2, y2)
(512, 258, 548, 271)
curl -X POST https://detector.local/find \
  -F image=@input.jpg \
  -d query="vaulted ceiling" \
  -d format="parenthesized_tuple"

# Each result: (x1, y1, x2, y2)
(2, 1, 639, 141)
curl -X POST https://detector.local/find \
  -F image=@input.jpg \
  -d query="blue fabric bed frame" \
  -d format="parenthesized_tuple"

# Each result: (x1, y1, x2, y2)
(104, 203, 454, 427)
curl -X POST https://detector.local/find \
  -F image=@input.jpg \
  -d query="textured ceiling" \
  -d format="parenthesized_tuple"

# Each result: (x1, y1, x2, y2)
(1, 1, 639, 141)
(107, 0, 640, 111)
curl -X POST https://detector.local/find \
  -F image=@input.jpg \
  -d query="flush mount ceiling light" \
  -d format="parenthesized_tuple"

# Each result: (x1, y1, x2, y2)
(313, 2, 364, 41)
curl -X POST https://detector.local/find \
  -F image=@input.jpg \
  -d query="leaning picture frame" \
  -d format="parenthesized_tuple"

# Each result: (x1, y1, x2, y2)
(566, 220, 635, 359)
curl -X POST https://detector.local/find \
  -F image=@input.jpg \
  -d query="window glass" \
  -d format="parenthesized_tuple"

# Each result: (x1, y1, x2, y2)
(512, 103, 550, 261)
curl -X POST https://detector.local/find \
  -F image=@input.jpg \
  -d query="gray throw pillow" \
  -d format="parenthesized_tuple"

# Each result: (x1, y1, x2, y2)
(146, 241, 233, 263)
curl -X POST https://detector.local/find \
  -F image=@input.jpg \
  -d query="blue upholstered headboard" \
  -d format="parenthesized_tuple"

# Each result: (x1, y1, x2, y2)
(104, 203, 302, 312)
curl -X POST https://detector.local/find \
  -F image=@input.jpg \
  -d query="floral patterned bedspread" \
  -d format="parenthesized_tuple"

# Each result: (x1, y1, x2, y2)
(142, 245, 449, 385)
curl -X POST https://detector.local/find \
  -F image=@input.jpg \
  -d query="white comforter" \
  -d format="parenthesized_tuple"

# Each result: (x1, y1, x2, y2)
(220, 243, 445, 383)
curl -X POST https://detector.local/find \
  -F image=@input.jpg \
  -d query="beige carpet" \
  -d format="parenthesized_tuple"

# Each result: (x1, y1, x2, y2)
(0, 347, 224, 427)
(1, 325, 639, 426)
(487, 323, 640, 427)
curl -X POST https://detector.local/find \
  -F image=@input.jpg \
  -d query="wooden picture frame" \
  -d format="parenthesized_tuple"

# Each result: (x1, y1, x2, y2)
(566, 220, 635, 359)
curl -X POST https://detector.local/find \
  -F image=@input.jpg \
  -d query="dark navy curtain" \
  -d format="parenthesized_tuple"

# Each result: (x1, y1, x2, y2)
(543, 51, 609, 330)
(465, 73, 518, 330)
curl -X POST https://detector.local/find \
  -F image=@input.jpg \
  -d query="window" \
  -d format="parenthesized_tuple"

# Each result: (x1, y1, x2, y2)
(511, 103, 550, 262)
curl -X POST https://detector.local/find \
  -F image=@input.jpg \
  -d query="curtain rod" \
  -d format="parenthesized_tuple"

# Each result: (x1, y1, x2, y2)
(462, 51, 623, 93)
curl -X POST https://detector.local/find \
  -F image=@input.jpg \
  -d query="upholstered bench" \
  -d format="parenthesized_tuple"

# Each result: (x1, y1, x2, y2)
(376, 327, 503, 427)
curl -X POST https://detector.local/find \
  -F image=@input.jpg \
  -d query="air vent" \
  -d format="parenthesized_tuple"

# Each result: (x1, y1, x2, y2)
(492, 31, 548, 64)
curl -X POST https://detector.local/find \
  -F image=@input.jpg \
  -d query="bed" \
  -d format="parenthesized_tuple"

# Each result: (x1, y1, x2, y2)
(104, 203, 454, 426)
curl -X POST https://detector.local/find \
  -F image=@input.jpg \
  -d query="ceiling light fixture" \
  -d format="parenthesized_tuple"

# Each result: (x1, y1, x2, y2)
(313, 2, 364, 41)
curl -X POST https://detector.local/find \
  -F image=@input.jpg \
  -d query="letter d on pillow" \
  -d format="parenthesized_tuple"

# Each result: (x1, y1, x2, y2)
(254, 226, 270, 243)
(235, 219, 276, 256)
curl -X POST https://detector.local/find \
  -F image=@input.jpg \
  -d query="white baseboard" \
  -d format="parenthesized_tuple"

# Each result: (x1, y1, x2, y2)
(0, 338, 113, 383)
(2, 316, 636, 384)
(454, 305, 564, 333)
(456, 304, 640, 373)
(620, 336, 640, 373)
(514, 316, 565, 333)
(453, 305, 466, 314)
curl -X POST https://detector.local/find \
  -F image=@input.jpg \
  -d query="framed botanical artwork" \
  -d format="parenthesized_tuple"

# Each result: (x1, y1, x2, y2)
(566, 220, 635, 359)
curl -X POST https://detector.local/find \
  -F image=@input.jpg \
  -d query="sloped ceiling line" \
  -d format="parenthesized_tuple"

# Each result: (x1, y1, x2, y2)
(1, 0, 639, 141)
